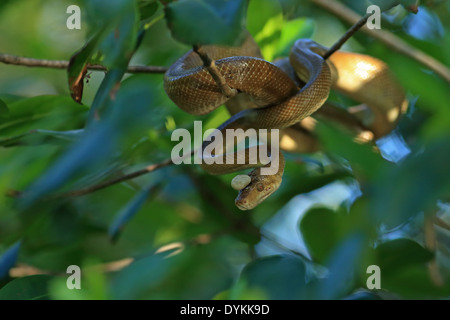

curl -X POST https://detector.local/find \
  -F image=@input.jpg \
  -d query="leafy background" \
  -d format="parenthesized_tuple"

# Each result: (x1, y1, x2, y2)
(0, 0, 449, 300)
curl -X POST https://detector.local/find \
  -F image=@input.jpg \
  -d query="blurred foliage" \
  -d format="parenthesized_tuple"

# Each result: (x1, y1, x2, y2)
(0, 0, 449, 300)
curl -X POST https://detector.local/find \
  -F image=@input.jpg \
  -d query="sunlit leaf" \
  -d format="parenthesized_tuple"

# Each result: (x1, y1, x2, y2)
(247, 0, 283, 60)
(274, 18, 315, 59)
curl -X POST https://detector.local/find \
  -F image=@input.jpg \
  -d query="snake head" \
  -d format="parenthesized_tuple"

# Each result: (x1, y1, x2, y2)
(234, 169, 282, 211)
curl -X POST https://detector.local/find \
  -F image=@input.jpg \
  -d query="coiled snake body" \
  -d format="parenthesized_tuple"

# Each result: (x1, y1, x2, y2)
(164, 35, 406, 210)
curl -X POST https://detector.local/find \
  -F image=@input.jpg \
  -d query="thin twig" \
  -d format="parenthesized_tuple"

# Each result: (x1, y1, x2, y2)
(0, 54, 168, 74)
(193, 45, 237, 98)
(56, 149, 199, 198)
(7, 159, 173, 199)
(323, 12, 371, 60)
(53, 158, 173, 198)
(312, 0, 450, 83)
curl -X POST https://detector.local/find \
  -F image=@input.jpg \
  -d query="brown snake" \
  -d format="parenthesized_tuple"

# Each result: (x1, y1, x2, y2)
(164, 35, 407, 210)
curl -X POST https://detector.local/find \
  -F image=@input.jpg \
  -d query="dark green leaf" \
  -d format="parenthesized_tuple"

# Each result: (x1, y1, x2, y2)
(0, 95, 87, 137)
(381, 264, 450, 299)
(370, 137, 450, 226)
(317, 233, 366, 299)
(300, 207, 344, 263)
(19, 123, 116, 208)
(0, 99, 9, 120)
(374, 238, 434, 274)
(109, 183, 162, 242)
(316, 122, 388, 179)
(84, 0, 139, 121)
(238, 254, 307, 299)
(343, 290, 382, 300)
(0, 129, 84, 147)
(20, 76, 157, 207)
(68, 28, 112, 103)
(139, 0, 160, 21)
(0, 275, 52, 300)
(165, 0, 247, 46)
(111, 250, 178, 300)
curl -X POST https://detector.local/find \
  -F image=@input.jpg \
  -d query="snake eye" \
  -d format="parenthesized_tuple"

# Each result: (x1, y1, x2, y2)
(256, 183, 264, 192)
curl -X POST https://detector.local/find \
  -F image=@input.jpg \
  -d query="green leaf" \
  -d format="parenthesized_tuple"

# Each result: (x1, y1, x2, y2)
(138, 0, 160, 21)
(84, 0, 139, 121)
(300, 207, 344, 263)
(0, 95, 87, 138)
(247, 0, 283, 60)
(373, 238, 434, 275)
(317, 233, 366, 299)
(0, 99, 9, 120)
(19, 123, 117, 208)
(370, 137, 450, 227)
(315, 122, 388, 179)
(238, 254, 308, 299)
(343, 290, 382, 300)
(381, 264, 450, 299)
(0, 129, 84, 147)
(247, 0, 281, 36)
(165, 0, 247, 46)
(0, 241, 21, 279)
(0, 275, 52, 300)
(275, 160, 353, 205)
(20, 75, 158, 207)
(111, 250, 178, 300)
(274, 18, 315, 59)
(68, 28, 112, 103)
(109, 183, 162, 242)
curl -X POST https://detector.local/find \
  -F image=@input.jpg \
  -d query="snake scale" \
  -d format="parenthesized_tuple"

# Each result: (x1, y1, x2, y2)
(164, 34, 407, 210)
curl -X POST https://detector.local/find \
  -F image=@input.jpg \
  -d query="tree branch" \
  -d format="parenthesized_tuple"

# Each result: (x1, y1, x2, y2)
(193, 45, 237, 98)
(312, 0, 450, 83)
(6, 158, 174, 200)
(53, 158, 174, 198)
(323, 12, 372, 60)
(0, 54, 168, 74)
